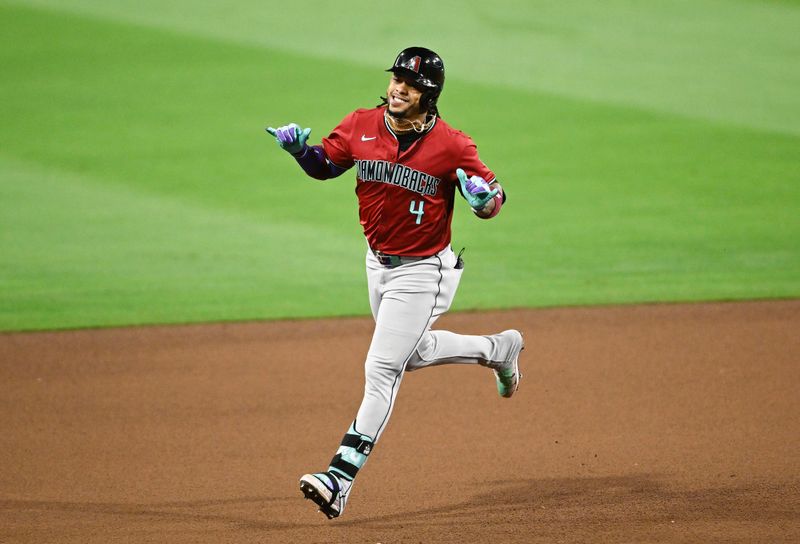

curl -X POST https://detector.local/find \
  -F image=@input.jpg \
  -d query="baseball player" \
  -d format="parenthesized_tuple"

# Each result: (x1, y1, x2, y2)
(266, 46, 524, 519)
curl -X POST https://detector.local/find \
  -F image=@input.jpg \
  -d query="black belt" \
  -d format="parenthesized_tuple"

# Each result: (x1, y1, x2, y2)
(371, 249, 431, 268)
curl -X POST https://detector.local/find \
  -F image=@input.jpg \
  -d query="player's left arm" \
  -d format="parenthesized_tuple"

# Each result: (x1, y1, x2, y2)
(456, 169, 505, 219)
(455, 138, 505, 219)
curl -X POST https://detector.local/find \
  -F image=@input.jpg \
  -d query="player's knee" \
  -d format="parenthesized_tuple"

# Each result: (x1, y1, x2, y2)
(415, 335, 434, 359)
(404, 348, 426, 372)
(364, 358, 402, 385)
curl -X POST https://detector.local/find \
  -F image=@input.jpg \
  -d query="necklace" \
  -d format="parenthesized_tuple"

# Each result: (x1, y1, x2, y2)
(384, 111, 436, 134)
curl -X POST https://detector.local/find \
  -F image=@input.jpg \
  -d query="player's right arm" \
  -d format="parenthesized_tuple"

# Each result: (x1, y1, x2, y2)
(265, 123, 346, 180)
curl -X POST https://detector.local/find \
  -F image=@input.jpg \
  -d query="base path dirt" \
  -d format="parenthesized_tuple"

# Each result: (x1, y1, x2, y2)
(1, 300, 799, 543)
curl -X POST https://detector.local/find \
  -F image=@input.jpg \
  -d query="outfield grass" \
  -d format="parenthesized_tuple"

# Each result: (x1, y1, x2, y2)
(1, 1, 798, 331)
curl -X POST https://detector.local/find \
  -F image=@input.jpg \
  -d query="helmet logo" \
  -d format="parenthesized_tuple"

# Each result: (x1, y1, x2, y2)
(400, 55, 422, 73)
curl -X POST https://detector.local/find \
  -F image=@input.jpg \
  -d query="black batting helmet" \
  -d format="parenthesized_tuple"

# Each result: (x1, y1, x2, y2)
(387, 46, 445, 113)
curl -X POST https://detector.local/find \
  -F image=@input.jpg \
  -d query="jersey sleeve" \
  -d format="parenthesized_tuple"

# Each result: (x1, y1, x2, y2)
(321, 110, 358, 170)
(459, 138, 496, 183)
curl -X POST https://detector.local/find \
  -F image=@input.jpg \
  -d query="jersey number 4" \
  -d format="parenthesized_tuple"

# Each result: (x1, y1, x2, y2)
(409, 200, 425, 225)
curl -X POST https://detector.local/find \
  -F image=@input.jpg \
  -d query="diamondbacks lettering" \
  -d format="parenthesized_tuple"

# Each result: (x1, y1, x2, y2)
(355, 159, 440, 196)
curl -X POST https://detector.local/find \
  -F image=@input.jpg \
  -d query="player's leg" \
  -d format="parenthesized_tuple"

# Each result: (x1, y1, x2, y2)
(407, 329, 523, 371)
(301, 249, 459, 518)
(403, 250, 524, 397)
(407, 328, 524, 398)
(355, 250, 460, 441)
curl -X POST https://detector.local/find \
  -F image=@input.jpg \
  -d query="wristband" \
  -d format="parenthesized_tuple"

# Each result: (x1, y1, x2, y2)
(474, 190, 503, 219)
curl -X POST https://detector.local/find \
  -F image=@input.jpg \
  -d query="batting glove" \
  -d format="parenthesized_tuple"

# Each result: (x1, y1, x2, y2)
(265, 123, 312, 155)
(456, 168, 499, 211)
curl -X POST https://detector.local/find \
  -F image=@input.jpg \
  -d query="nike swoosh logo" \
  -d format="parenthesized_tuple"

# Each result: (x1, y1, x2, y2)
(361, 135, 377, 141)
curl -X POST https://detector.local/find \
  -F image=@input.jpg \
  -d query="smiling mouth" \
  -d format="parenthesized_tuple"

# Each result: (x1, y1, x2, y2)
(389, 95, 409, 107)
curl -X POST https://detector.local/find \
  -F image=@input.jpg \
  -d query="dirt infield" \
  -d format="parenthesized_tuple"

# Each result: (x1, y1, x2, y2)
(1, 301, 799, 543)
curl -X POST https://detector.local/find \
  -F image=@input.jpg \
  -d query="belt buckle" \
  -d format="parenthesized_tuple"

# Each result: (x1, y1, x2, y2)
(374, 250, 399, 267)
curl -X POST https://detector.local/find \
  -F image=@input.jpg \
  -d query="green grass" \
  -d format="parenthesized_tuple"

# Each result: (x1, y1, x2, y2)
(1, 1, 799, 331)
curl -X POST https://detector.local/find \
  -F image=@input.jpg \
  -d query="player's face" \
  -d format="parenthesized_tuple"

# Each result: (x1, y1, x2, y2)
(387, 74, 424, 118)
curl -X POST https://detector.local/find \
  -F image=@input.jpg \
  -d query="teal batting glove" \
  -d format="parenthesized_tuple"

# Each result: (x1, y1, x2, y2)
(265, 123, 312, 155)
(456, 168, 499, 211)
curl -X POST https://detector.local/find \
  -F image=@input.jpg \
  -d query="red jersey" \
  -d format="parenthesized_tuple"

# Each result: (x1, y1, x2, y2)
(322, 107, 496, 257)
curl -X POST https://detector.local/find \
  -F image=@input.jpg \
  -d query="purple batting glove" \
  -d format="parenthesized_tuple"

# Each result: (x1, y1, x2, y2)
(465, 175, 492, 195)
(265, 123, 312, 155)
(456, 168, 499, 210)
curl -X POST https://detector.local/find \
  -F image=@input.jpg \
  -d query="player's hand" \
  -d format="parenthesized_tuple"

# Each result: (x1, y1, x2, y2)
(456, 168, 499, 211)
(265, 123, 312, 155)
